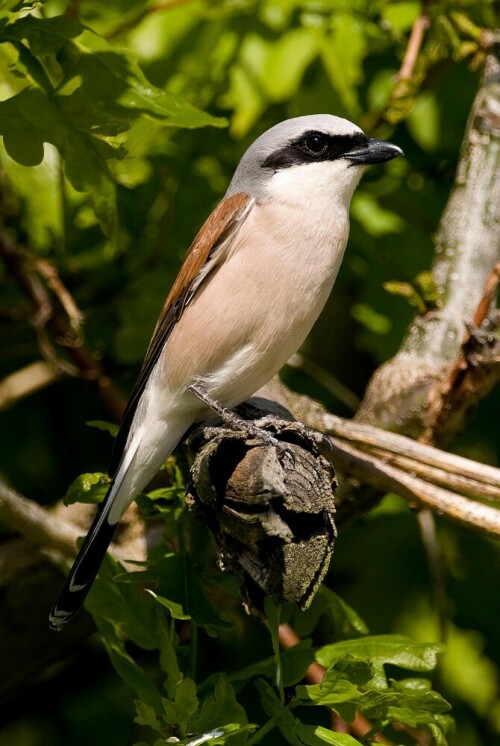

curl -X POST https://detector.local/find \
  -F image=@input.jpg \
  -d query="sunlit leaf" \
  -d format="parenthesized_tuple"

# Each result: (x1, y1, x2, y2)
(64, 471, 110, 505)
(86, 420, 119, 437)
(381, 2, 419, 32)
(407, 92, 441, 152)
(320, 14, 365, 117)
(351, 192, 405, 236)
(351, 303, 391, 335)
(316, 635, 445, 690)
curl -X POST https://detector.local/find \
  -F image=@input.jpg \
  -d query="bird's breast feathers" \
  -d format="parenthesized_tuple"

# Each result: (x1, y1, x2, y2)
(156, 196, 350, 408)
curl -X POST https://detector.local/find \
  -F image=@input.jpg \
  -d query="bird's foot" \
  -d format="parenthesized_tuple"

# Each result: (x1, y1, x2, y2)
(188, 383, 295, 464)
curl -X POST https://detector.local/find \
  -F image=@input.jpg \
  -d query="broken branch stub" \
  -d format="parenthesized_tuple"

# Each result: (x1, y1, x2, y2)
(186, 417, 337, 616)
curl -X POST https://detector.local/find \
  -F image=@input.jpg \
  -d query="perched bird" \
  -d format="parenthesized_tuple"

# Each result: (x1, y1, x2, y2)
(49, 114, 402, 630)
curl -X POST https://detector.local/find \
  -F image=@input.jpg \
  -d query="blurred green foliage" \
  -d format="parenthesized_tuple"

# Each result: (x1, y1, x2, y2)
(0, 0, 499, 744)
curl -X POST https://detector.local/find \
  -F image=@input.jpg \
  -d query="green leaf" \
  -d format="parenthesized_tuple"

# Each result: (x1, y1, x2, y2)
(256, 679, 302, 746)
(134, 700, 162, 731)
(356, 682, 451, 742)
(381, 2, 420, 32)
(295, 724, 362, 746)
(86, 419, 119, 437)
(0, 86, 118, 237)
(291, 586, 368, 639)
(256, 680, 362, 745)
(147, 589, 191, 621)
(296, 656, 373, 706)
(383, 279, 427, 314)
(0, 145, 62, 251)
(148, 552, 232, 633)
(297, 676, 362, 707)
(227, 29, 317, 137)
(157, 676, 251, 745)
(407, 92, 441, 152)
(0, 13, 225, 239)
(4, 15, 225, 129)
(351, 304, 391, 336)
(86, 554, 168, 651)
(401, 605, 498, 719)
(415, 270, 439, 304)
(320, 15, 365, 117)
(64, 471, 110, 505)
(162, 677, 199, 736)
(189, 675, 249, 738)
(260, 28, 318, 102)
(95, 616, 163, 712)
(315, 635, 445, 690)
(351, 192, 405, 236)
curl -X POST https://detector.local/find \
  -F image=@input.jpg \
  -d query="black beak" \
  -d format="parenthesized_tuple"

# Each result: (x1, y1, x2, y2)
(344, 138, 403, 165)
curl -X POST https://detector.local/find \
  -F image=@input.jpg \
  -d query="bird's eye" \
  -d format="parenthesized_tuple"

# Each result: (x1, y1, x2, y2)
(303, 133, 329, 155)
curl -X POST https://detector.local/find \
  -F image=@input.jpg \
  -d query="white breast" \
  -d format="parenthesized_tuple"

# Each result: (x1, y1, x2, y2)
(158, 190, 351, 412)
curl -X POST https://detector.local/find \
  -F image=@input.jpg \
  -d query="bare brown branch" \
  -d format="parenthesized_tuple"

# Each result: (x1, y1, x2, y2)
(0, 228, 127, 421)
(0, 361, 61, 411)
(0, 478, 146, 566)
(396, 0, 432, 82)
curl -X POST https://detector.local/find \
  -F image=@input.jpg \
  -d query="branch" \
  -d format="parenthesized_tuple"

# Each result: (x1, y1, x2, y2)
(0, 228, 127, 420)
(0, 477, 149, 698)
(253, 381, 500, 537)
(0, 479, 84, 559)
(358, 36, 500, 440)
(327, 437, 500, 537)
(0, 477, 147, 566)
(0, 361, 61, 411)
(420, 261, 500, 443)
(395, 0, 432, 82)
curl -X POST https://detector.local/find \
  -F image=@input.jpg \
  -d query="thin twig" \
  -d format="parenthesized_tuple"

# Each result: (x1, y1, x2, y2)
(33, 258, 84, 341)
(320, 414, 500, 490)
(396, 0, 432, 81)
(362, 446, 500, 500)
(0, 480, 86, 559)
(416, 509, 448, 643)
(0, 228, 126, 421)
(328, 437, 500, 538)
(0, 361, 61, 411)
(472, 262, 500, 327)
(0, 478, 144, 565)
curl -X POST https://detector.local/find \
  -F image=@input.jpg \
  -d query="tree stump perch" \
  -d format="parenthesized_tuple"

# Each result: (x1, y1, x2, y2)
(185, 401, 337, 615)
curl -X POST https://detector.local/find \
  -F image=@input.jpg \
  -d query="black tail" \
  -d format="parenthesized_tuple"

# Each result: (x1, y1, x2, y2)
(49, 498, 117, 631)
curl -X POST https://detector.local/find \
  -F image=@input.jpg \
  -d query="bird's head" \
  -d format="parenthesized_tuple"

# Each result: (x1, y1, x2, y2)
(227, 114, 403, 208)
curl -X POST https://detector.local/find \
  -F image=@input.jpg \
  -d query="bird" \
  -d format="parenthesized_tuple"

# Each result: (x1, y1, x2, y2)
(49, 114, 402, 630)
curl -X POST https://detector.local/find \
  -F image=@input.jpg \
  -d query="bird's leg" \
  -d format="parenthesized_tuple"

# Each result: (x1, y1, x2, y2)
(187, 382, 289, 455)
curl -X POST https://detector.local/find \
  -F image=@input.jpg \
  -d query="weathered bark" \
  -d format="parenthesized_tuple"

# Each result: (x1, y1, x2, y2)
(185, 401, 336, 614)
(357, 36, 500, 442)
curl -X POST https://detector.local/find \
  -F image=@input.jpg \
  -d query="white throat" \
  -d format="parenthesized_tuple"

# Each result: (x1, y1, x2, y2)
(265, 160, 365, 210)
